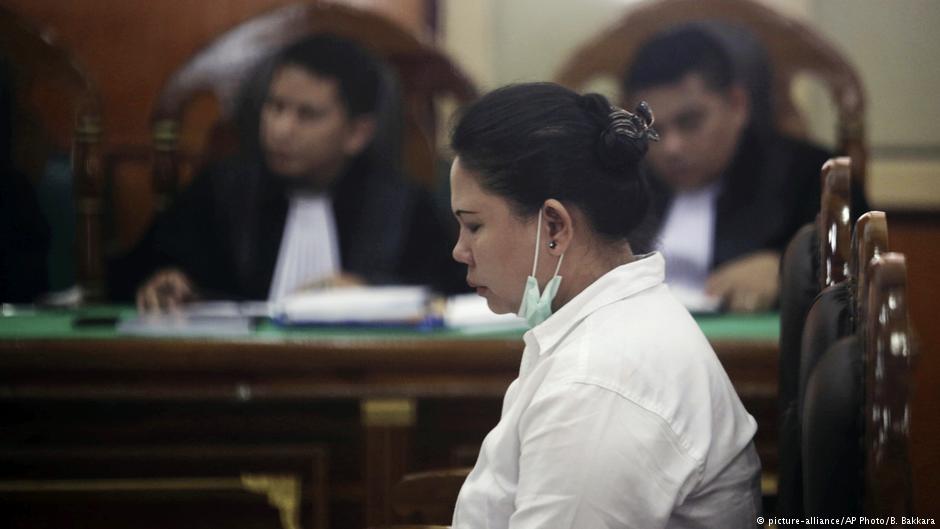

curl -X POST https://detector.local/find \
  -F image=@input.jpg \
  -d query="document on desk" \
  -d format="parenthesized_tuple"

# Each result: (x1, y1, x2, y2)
(668, 284, 722, 314)
(273, 286, 432, 326)
(174, 301, 272, 318)
(116, 302, 269, 337)
(444, 293, 527, 333)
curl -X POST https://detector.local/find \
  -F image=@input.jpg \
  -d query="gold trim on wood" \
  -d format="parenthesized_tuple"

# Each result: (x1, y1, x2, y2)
(152, 119, 180, 150)
(361, 397, 417, 427)
(0, 474, 303, 529)
(761, 473, 778, 495)
(241, 474, 302, 529)
(75, 115, 102, 140)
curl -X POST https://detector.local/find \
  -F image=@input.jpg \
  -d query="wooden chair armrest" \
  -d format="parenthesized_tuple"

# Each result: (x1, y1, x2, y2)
(389, 467, 472, 525)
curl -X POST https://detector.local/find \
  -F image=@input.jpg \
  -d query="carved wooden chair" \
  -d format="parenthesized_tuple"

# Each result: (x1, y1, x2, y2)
(795, 158, 860, 442)
(801, 247, 914, 518)
(388, 467, 470, 525)
(796, 209, 888, 517)
(554, 0, 867, 189)
(851, 211, 889, 327)
(817, 158, 854, 290)
(777, 156, 856, 515)
(363, 466, 470, 529)
(0, 6, 104, 301)
(148, 1, 476, 212)
(862, 253, 915, 516)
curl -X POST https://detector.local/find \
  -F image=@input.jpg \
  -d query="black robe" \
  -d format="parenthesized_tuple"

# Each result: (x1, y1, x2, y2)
(111, 156, 466, 300)
(644, 133, 868, 270)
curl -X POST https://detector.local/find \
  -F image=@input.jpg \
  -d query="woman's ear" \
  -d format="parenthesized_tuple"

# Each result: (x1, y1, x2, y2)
(542, 199, 573, 254)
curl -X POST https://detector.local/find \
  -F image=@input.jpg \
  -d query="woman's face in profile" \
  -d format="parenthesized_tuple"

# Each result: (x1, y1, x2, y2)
(450, 157, 536, 314)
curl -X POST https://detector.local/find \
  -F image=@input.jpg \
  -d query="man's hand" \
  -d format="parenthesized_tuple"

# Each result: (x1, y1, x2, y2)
(705, 251, 781, 313)
(136, 268, 196, 313)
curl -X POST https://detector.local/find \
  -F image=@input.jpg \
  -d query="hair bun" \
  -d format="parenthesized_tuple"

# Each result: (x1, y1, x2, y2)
(594, 100, 660, 174)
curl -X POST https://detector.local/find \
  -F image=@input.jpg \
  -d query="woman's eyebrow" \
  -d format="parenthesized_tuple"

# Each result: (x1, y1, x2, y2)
(454, 209, 479, 217)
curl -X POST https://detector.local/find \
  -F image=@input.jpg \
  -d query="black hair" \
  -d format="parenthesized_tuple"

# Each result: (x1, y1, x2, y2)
(452, 82, 656, 244)
(624, 23, 736, 95)
(273, 34, 381, 117)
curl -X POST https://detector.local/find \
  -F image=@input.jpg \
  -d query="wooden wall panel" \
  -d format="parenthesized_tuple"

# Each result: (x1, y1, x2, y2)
(0, 0, 431, 249)
(1, 0, 430, 146)
(888, 213, 940, 518)
(3, 0, 288, 146)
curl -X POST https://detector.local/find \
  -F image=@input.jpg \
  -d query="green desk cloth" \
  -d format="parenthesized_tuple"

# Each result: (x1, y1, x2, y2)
(0, 305, 779, 342)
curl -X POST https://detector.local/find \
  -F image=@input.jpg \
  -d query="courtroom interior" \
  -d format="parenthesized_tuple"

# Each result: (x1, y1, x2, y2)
(1, 0, 938, 528)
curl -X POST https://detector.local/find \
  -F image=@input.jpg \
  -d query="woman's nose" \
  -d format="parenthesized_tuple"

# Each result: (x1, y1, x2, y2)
(452, 238, 473, 266)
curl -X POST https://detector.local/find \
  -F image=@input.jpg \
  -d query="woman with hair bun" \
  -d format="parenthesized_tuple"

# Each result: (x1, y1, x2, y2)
(449, 82, 761, 528)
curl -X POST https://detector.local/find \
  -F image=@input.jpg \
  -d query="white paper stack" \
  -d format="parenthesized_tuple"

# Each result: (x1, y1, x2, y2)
(667, 284, 722, 314)
(444, 293, 527, 332)
(274, 286, 431, 325)
(117, 314, 255, 337)
(179, 301, 272, 318)
(115, 301, 270, 337)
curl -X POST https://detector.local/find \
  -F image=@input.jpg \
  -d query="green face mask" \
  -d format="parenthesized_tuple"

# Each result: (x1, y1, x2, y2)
(517, 208, 565, 328)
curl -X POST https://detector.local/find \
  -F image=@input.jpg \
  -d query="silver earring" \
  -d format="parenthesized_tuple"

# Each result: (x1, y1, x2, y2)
(548, 241, 557, 249)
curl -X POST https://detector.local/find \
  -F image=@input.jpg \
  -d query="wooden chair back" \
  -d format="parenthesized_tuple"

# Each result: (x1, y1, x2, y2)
(852, 211, 889, 326)
(818, 157, 853, 290)
(776, 221, 819, 516)
(150, 1, 476, 210)
(801, 331, 863, 516)
(554, 0, 867, 187)
(864, 253, 915, 517)
(389, 467, 470, 525)
(0, 6, 104, 301)
(799, 215, 899, 517)
(777, 157, 860, 516)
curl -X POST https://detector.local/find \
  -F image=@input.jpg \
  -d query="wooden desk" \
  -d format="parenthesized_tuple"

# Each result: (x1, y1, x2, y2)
(0, 308, 778, 528)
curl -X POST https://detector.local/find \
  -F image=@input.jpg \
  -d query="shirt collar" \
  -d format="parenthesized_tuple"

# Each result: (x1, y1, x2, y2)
(525, 252, 666, 356)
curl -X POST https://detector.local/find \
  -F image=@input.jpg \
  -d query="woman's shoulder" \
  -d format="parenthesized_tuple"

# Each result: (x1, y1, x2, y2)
(588, 284, 711, 353)
(545, 292, 704, 390)
(550, 289, 736, 421)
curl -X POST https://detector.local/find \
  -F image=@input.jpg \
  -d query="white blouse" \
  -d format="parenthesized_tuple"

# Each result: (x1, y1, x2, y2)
(452, 253, 761, 529)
